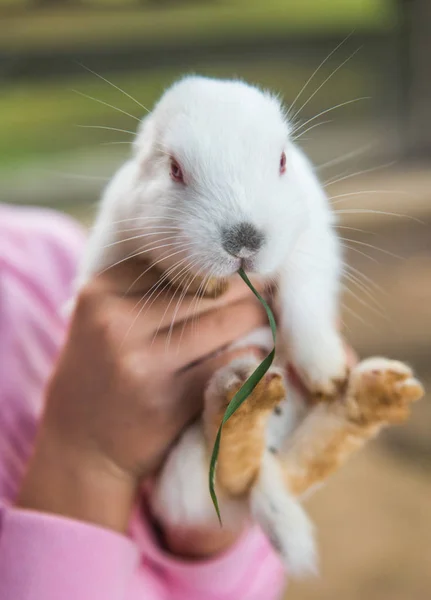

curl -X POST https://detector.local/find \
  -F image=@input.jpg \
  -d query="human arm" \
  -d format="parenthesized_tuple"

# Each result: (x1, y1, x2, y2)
(0, 207, 285, 599)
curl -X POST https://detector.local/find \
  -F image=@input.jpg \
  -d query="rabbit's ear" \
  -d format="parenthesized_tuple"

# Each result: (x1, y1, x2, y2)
(250, 451, 317, 577)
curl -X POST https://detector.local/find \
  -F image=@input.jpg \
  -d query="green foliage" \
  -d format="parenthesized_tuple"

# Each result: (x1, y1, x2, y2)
(0, 60, 370, 169)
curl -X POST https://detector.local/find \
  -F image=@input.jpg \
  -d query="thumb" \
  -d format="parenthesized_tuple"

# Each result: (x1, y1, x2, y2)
(177, 346, 266, 420)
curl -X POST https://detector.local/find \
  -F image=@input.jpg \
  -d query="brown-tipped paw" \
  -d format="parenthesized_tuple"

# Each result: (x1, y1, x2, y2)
(204, 358, 287, 496)
(290, 330, 349, 400)
(223, 359, 286, 415)
(206, 357, 287, 426)
(346, 357, 424, 426)
(311, 369, 350, 404)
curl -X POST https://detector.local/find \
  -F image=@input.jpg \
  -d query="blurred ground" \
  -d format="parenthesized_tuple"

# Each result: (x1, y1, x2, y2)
(287, 441, 431, 600)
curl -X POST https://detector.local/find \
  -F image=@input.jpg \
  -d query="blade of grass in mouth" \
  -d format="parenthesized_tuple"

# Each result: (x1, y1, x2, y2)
(208, 267, 277, 524)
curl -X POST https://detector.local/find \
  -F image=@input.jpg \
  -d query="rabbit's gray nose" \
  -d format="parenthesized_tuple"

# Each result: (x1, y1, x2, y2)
(222, 222, 265, 258)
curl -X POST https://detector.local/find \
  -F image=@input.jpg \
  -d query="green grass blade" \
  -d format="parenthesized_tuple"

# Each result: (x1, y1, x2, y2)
(208, 268, 277, 524)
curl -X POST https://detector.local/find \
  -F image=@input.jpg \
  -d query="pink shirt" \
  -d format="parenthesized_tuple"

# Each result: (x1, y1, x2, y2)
(0, 205, 285, 599)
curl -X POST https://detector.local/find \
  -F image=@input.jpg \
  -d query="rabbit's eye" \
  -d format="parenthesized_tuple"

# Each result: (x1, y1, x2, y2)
(279, 151, 286, 175)
(170, 158, 184, 183)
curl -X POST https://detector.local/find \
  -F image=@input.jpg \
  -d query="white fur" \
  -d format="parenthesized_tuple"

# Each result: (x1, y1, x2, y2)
(354, 356, 412, 377)
(251, 451, 317, 576)
(77, 77, 344, 397)
(150, 423, 249, 530)
(266, 383, 308, 450)
(77, 76, 345, 387)
(76, 75, 346, 574)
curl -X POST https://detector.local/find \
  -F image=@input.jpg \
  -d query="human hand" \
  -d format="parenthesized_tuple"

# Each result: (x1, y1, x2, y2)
(17, 261, 267, 537)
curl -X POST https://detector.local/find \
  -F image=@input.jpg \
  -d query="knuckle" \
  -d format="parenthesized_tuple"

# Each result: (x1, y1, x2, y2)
(88, 301, 130, 349)
(93, 310, 119, 345)
(74, 285, 114, 332)
(119, 350, 150, 381)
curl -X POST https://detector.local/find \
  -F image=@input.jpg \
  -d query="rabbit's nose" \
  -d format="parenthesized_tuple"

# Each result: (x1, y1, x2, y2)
(222, 222, 265, 258)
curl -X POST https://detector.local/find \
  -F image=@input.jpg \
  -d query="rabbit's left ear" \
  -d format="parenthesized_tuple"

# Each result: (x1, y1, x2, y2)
(250, 451, 317, 577)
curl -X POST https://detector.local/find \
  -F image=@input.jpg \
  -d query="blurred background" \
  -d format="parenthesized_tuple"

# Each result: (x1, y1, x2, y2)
(0, 1, 430, 598)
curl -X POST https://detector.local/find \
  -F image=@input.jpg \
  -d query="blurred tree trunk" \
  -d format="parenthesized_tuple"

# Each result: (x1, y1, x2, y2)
(401, 0, 431, 158)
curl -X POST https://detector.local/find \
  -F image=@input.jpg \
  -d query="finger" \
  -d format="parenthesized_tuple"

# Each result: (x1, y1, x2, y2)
(91, 259, 161, 295)
(344, 342, 358, 368)
(102, 260, 263, 299)
(160, 524, 242, 559)
(153, 299, 267, 370)
(95, 261, 264, 320)
(337, 322, 358, 366)
(175, 346, 265, 419)
(124, 279, 266, 334)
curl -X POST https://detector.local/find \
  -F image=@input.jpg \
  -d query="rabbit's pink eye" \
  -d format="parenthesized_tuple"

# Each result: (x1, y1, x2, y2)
(170, 159, 184, 183)
(279, 151, 286, 174)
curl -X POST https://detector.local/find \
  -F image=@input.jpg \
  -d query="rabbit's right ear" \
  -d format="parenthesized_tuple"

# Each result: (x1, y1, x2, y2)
(132, 115, 148, 155)
(250, 451, 317, 577)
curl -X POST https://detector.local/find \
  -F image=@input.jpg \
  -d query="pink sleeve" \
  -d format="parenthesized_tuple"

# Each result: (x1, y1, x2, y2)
(0, 205, 86, 503)
(0, 206, 143, 600)
(0, 206, 149, 600)
(132, 508, 286, 600)
(0, 504, 139, 600)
